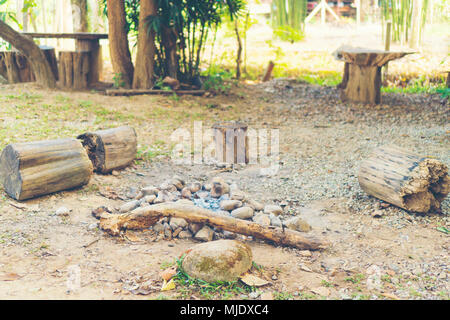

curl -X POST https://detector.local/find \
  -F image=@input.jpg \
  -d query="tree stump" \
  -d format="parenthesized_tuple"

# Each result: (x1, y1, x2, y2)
(334, 47, 411, 104)
(39, 45, 58, 81)
(358, 145, 449, 213)
(212, 121, 249, 164)
(0, 139, 93, 201)
(77, 126, 137, 174)
(58, 51, 91, 89)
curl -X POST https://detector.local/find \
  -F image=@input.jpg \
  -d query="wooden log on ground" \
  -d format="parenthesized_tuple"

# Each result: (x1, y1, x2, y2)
(77, 126, 137, 174)
(105, 89, 205, 96)
(212, 121, 249, 164)
(0, 139, 93, 201)
(358, 145, 449, 213)
(58, 51, 91, 89)
(98, 202, 328, 250)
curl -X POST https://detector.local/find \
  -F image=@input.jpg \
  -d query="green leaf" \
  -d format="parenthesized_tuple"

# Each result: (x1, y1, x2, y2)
(436, 227, 450, 234)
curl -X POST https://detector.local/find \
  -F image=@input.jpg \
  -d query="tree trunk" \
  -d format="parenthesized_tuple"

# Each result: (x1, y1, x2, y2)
(132, 0, 157, 89)
(98, 202, 328, 250)
(340, 64, 382, 104)
(71, 0, 89, 32)
(0, 20, 56, 88)
(77, 126, 137, 174)
(0, 139, 93, 201)
(358, 145, 449, 213)
(106, 0, 134, 88)
(161, 26, 178, 79)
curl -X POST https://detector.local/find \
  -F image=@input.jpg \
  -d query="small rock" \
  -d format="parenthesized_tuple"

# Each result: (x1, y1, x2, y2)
(203, 183, 212, 191)
(164, 223, 172, 238)
(160, 182, 177, 192)
(154, 190, 174, 203)
(88, 223, 98, 231)
(222, 231, 237, 239)
(246, 199, 264, 211)
(189, 182, 202, 193)
(371, 210, 384, 218)
(230, 189, 246, 201)
(170, 176, 185, 190)
(249, 291, 260, 299)
(55, 206, 70, 216)
(170, 217, 188, 230)
(220, 200, 242, 211)
(142, 194, 156, 204)
(111, 170, 119, 176)
(264, 204, 283, 216)
(284, 216, 312, 232)
(253, 213, 271, 226)
(270, 214, 282, 227)
(178, 230, 193, 239)
(181, 187, 192, 199)
(119, 200, 140, 213)
(141, 186, 159, 196)
(196, 191, 209, 199)
(189, 223, 204, 235)
(153, 222, 164, 233)
(125, 187, 139, 199)
(194, 226, 215, 242)
(231, 206, 254, 220)
(210, 182, 225, 198)
(298, 250, 312, 257)
(311, 287, 330, 297)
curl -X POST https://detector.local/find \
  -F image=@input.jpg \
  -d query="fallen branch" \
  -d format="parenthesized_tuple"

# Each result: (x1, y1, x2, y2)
(99, 202, 328, 250)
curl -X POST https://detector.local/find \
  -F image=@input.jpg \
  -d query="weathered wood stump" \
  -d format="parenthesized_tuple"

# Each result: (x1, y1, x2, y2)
(335, 47, 411, 104)
(0, 46, 58, 84)
(77, 126, 137, 174)
(212, 121, 249, 164)
(358, 145, 449, 213)
(58, 51, 91, 89)
(0, 139, 93, 201)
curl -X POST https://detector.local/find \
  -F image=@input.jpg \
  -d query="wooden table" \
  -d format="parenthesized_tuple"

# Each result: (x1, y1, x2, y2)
(335, 46, 412, 104)
(23, 32, 108, 84)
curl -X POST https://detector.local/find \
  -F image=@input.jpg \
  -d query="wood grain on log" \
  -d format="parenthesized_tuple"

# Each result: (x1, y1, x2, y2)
(77, 126, 137, 174)
(98, 202, 328, 250)
(340, 64, 382, 104)
(358, 145, 449, 213)
(0, 139, 93, 201)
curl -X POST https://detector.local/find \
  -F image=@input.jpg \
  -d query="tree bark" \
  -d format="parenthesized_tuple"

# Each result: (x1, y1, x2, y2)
(0, 139, 93, 201)
(106, 0, 134, 88)
(77, 126, 137, 173)
(132, 0, 157, 89)
(358, 145, 449, 213)
(98, 202, 328, 250)
(0, 20, 56, 88)
(58, 51, 91, 89)
(71, 0, 89, 32)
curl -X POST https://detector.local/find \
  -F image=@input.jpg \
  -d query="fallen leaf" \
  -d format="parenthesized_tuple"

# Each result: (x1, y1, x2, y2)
(240, 273, 270, 287)
(9, 202, 28, 210)
(160, 266, 177, 282)
(0, 273, 22, 281)
(161, 279, 176, 291)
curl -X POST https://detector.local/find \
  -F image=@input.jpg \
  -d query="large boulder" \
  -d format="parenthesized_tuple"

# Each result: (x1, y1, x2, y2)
(181, 240, 253, 283)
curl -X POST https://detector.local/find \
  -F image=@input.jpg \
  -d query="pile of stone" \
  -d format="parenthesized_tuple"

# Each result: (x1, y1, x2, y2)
(115, 175, 312, 242)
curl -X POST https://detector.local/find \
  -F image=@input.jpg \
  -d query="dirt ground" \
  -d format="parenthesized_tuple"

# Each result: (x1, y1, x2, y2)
(0, 77, 448, 300)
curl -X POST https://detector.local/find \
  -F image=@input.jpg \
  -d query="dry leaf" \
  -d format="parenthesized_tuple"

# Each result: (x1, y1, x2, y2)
(160, 266, 177, 282)
(161, 279, 176, 291)
(0, 273, 22, 281)
(240, 273, 270, 287)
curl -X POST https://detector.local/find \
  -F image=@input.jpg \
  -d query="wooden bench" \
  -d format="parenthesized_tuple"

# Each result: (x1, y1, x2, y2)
(23, 32, 108, 85)
(334, 46, 412, 104)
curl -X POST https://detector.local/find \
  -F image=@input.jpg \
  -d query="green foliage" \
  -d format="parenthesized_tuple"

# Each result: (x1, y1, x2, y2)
(271, 0, 307, 42)
(201, 65, 234, 94)
(113, 73, 126, 88)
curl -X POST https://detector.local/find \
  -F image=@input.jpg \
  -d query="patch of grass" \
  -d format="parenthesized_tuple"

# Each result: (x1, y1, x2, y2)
(321, 280, 334, 288)
(273, 291, 294, 300)
(345, 273, 365, 284)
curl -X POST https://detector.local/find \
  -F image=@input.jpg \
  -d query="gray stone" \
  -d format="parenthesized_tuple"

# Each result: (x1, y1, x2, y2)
(230, 189, 246, 201)
(253, 213, 271, 226)
(270, 214, 282, 227)
(189, 223, 204, 235)
(231, 206, 254, 220)
(153, 222, 164, 233)
(189, 182, 202, 193)
(178, 230, 193, 239)
(160, 181, 177, 192)
(210, 182, 225, 198)
(55, 206, 71, 216)
(141, 186, 159, 196)
(181, 187, 192, 199)
(283, 216, 312, 232)
(264, 204, 283, 216)
(246, 199, 264, 211)
(142, 194, 156, 204)
(181, 240, 253, 282)
(194, 226, 215, 242)
(220, 200, 242, 211)
(170, 217, 188, 230)
(119, 200, 140, 213)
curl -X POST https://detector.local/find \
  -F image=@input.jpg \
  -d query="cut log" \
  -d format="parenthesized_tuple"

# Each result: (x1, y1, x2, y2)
(58, 51, 91, 89)
(77, 126, 137, 174)
(98, 202, 328, 250)
(358, 145, 449, 213)
(262, 61, 275, 82)
(340, 63, 382, 104)
(0, 139, 93, 201)
(212, 121, 249, 164)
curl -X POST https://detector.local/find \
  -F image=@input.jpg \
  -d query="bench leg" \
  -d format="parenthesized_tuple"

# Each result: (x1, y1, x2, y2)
(340, 64, 381, 104)
(76, 39, 102, 84)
